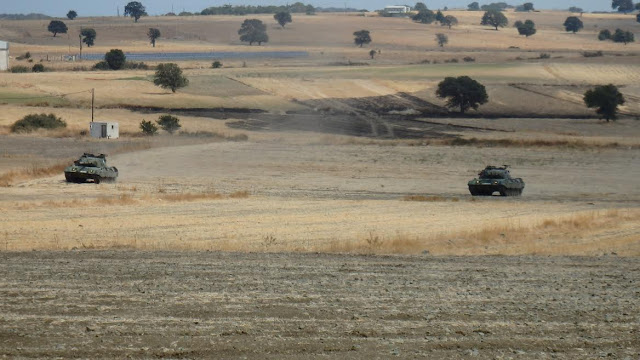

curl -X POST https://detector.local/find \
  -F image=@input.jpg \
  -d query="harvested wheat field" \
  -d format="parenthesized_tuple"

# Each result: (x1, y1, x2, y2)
(1, 9, 639, 359)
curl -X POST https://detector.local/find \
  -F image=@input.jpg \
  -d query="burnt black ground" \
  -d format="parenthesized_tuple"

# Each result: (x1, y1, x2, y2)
(0, 251, 638, 359)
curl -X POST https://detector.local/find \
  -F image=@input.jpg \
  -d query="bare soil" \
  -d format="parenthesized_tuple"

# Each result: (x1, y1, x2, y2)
(1, 251, 638, 359)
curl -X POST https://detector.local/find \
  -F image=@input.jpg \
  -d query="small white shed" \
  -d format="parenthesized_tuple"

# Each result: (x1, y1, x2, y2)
(0, 41, 9, 71)
(90, 122, 119, 139)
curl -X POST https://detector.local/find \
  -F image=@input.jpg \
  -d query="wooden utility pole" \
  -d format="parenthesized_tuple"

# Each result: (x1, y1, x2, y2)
(91, 88, 94, 122)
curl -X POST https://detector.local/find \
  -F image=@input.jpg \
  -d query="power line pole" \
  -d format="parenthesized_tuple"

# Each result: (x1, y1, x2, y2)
(91, 88, 95, 122)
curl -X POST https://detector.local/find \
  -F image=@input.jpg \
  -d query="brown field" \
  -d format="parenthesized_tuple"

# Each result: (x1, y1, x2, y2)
(1, 10, 639, 358)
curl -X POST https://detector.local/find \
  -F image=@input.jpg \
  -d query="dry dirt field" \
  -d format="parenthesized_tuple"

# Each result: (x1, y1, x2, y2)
(1, 251, 639, 359)
(1, 10, 639, 358)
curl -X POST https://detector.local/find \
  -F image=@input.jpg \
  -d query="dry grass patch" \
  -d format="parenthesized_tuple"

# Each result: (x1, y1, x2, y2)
(0, 161, 70, 187)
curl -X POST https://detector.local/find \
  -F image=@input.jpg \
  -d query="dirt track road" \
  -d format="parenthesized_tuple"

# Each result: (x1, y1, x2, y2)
(1, 251, 638, 359)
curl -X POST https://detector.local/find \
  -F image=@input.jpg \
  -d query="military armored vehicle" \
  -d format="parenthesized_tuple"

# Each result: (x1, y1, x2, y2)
(468, 165, 524, 196)
(64, 153, 118, 184)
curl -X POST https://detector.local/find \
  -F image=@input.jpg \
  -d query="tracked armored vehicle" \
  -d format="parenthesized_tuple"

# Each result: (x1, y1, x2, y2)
(64, 153, 118, 184)
(468, 165, 524, 196)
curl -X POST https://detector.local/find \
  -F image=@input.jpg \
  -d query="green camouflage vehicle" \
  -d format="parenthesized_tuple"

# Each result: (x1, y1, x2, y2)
(64, 153, 118, 184)
(468, 165, 524, 196)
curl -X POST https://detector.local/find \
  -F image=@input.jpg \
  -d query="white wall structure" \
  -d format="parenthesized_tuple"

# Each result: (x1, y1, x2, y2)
(90, 122, 119, 139)
(0, 41, 9, 71)
(384, 5, 411, 14)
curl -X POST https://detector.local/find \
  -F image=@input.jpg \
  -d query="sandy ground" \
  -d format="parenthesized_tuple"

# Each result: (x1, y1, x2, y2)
(1, 134, 639, 255)
(0, 251, 638, 359)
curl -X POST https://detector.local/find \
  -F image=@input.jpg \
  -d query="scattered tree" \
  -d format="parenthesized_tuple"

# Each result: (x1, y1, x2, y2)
(104, 49, 126, 70)
(412, 9, 436, 24)
(153, 63, 189, 93)
(435, 10, 445, 23)
(637, 13, 640, 23)
(441, 15, 458, 29)
(637, 2, 640, 9)
(81, 28, 97, 47)
(515, 19, 536, 37)
(563, 16, 583, 33)
(468, 2, 480, 11)
(212, 60, 223, 68)
(140, 120, 158, 135)
(598, 29, 612, 41)
(66, 10, 77, 20)
(147, 28, 161, 47)
(523, 2, 534, 11)
(238, 19, 269, 45)
(11, 113, 66, 133)
(369, 49, 376, 59)
(481, 10, 508, 30)
(436, 76, 488, 114)
(568, 6, 583, 13)
(414, 2, 428, 12)
(611, 0, 634, 13)
(353, 30, 372, 47)
(612, 28, 635, 44)
(156, 115, 181, 134)
(124, 1, 147, 22)
(274, 11, 292, 28)
(435, 33, 448, 47)
(583, 84, 625, 122)
(47, 20, 68, 37)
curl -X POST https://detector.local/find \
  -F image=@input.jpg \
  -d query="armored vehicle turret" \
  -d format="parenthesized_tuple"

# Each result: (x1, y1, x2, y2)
(64, 153, 118, 184)
(468, 165, 524, 196)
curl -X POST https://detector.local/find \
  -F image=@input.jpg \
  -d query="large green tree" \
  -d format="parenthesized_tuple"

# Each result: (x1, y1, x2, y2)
(47, 20, 68, 37)
(612, 28, 635, 44)
(274, 11, 292, 28)
(441, 15, 458, 29)
(105, 49, 126, 70)
(514, 19, 536, 37)
(611, 0, 634, 13)
(412, 9, 436, 24)
(523, 2, 534, 11)
(468, 2, 480, 11)
(414, 2, 428, 12)
(238, 19, 269, 45)
(147, 28, 161, 47)
(353, 30, 371, 47)
(81, 28, 96, 47)
(481, 10, 508, 30)
(563, 16, 583, 33)
(66, 10, 77, 20)
(124, 1, 147, 22)
(583, 84, 625, 122)
(153, 63, 189, 93)
(436, 76, 488, 114)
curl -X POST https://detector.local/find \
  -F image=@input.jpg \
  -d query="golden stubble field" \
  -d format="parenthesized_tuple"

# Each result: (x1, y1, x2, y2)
(0, 11, 639, 256)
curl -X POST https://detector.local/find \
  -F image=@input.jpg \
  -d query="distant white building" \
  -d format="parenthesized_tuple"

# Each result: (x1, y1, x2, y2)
(0, 41, 8, 71)
(384, 5, 411, 14)
(90, 122, 119, 139)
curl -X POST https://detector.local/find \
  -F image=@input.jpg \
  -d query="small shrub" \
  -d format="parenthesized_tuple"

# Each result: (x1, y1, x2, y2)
(538, 53, 551, 59)
(32, 64, 46, 72)
(10, 65, 29, 73)
(16, 52, 31, 60)
(139, 120, 158, 135)
(92, 61, 110, 70)
(463, 56, 476, 62)
(156, 114, 181, 134)
(11, 113, 66, 133)
(72, 66, 88, 71)
(212, 60, 223, 68)
(582, 50, 603, 58)
(123, 61, 149, 70)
